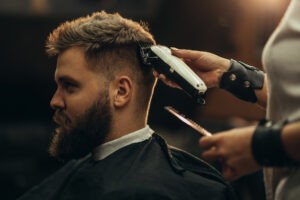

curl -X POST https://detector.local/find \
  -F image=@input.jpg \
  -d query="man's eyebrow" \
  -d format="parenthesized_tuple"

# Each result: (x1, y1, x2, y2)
(56, 75, 79, 84)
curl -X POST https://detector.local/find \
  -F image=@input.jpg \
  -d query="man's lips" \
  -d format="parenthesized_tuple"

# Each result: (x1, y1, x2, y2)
(53, 111, 71, 125)
(53, 115, 62, 127)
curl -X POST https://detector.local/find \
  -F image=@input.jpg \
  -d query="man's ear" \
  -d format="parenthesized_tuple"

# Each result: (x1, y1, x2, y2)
(112, 76, 133, 108)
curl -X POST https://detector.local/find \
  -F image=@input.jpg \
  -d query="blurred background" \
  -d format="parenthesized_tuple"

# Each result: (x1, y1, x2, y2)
(0, 0, 290, 199)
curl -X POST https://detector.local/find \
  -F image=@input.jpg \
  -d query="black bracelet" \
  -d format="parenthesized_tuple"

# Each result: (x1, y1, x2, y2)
(251, 119, 298, 167)
(219, 59, 264, 103)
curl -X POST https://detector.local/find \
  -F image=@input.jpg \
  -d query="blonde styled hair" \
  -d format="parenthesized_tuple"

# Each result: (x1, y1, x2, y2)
(46, 11, 155, 55)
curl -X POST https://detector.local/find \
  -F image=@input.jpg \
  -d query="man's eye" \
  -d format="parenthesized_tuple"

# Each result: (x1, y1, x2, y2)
(62, 82, 77, 93)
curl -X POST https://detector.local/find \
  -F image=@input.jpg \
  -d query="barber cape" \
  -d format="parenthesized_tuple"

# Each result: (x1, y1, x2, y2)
(18, 133, 237, 200)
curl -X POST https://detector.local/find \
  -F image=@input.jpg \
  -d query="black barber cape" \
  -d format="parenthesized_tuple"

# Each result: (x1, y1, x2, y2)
(18, 134, 237, 200)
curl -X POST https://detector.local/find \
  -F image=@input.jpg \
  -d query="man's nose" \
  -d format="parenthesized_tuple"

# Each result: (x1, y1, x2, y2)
(50, 90, 65, 110)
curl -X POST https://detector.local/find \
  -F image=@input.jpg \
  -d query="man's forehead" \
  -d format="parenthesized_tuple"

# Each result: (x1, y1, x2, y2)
(54, 46, 130, 83)
(57, 47, 87, 68)
(55, 47, 95, 79)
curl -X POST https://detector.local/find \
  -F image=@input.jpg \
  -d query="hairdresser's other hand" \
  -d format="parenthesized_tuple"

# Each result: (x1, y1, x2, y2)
(199, 126, 262, 181)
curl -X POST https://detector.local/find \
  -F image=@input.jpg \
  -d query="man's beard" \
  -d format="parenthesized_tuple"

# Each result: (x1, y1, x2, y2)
(49, 91, 112, 161)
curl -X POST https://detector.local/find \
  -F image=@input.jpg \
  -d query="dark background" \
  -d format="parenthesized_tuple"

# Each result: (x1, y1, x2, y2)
(0, 0, 290, 199)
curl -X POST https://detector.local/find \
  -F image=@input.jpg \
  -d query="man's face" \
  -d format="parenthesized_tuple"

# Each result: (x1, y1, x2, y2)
(49, 47, 112, 161)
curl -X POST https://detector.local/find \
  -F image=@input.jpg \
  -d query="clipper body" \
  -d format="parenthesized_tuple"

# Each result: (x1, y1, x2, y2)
(139, 44, 207, 104)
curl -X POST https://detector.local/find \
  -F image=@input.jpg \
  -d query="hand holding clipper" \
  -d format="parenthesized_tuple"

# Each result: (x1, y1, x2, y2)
(138, 44, 207, 104)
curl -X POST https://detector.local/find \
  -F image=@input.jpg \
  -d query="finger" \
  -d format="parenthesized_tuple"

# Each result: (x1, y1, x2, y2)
(222, 164, 237, 181)
(199, 135, 217, 149)
(158, 73, 167, 80)
(158, 74, 181, 89)
(184, 59, 211, 73)
(171, 48, 204, 61)
(201, 147, 220, 161)
(184, 59, 201, 70)
(153, 71, 177, 87)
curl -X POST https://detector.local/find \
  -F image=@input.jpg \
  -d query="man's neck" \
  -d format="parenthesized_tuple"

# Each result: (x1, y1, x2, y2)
(104, 117, 146, 143)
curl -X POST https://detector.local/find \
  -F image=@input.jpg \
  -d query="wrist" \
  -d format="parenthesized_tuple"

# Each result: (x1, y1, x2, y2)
(222, 58, 231, 72)
(216, 58, 231, 87)
(251, 119, 299, 167)
(219, 59, 264, 103)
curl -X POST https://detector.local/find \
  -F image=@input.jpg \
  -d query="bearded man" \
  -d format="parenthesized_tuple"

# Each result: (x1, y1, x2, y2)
(18, 11, 236, 200)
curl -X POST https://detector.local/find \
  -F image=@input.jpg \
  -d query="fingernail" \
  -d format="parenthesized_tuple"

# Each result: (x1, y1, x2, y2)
(170, 47, 178, 51)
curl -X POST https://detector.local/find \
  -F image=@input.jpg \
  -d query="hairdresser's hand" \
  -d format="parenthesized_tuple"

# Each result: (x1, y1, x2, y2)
(199, 126, 262, 181)
(153, 48, 231, 89)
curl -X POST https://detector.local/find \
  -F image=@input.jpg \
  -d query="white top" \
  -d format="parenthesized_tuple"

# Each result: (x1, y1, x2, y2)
(263, 0, 300, 123)
(92, 125, 154, 161)
(262, 0, 300, 199)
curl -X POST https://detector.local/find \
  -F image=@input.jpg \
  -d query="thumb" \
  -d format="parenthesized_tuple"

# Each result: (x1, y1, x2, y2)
(170, 48, 203, 60)
(199, 135, 216, 149)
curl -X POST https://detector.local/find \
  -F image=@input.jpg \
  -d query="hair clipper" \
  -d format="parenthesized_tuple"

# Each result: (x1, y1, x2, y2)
(138, 44, 207, 104)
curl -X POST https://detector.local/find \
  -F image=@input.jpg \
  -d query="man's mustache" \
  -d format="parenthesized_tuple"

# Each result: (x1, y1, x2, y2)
(53, 111, 72, 126)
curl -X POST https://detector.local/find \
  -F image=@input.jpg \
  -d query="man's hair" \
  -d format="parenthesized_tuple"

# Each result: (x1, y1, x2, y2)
(46, 11, 156, 112)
